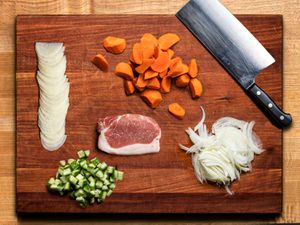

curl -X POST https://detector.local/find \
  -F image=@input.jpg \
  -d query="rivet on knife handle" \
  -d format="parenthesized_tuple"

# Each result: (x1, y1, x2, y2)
(248, 84, 292, 128)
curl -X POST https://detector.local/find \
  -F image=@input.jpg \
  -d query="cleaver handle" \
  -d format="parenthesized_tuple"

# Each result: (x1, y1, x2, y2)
(248, 83, 292, 128)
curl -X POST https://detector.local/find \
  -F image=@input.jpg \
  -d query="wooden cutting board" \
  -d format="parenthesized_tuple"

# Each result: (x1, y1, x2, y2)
(16, 15, 283, 213)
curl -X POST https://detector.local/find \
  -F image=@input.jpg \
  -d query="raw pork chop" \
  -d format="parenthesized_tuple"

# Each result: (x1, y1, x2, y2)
(97, 114, 161, 155)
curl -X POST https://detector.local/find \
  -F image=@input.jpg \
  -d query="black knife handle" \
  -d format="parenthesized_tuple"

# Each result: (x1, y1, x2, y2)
(248, 83, 292, 129)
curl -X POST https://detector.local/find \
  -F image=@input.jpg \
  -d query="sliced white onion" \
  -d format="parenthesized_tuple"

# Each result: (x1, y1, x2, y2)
(35, 42, 64, 59)
(38, 77, 69, 97)
(41, 134, 67, 152)
(38, 56, 67, 76)
(179, 107, 263, 194)
(35, 42, 69, 151)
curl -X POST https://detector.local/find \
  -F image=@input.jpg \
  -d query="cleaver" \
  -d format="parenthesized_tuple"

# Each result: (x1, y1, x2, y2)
(176, 0, 292, 128)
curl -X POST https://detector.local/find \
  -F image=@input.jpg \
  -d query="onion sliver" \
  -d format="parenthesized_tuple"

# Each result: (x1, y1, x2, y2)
(179, 107, 263, 194)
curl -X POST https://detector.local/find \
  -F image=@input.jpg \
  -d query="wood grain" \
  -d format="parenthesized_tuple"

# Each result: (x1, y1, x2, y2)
(1, 0, 299, 223)
(16, 15, 282, 214)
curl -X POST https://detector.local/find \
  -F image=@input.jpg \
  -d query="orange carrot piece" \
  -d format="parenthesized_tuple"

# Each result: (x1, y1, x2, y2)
(115, 62, 134, 80)
(140, 89, 163, 108)
(182, 64, 189, 74)
(188, 58, 198, 78)
(142, 45, 155, 59)
(151, 51, 170, 73)
(175, 74, 190, 88)
(167, 49, 175, 59)
(144, 69, 158, 80)
(102, 36, 126, 54)
(132, 43, 143, 64)
(91, 54, 109, 72)
(135, 74, 149, 91)
(147, 77, 161, 90)
(153, 45, 162, 59)
(124, 80, 135, 95)
(158, 33, 180, 50)
(161, 76, 172, 93)
(135, 58, 155, 74)
(169, 57, 182, 69)
(129, 52, 136, 64)
(141, 33, 158, 47)
(168, 103, 185, 120)
(159, 69, 168, 79)
(189, 78, 203, 99)
(133, 76, 138, 84)
(168, 62, 189, 78)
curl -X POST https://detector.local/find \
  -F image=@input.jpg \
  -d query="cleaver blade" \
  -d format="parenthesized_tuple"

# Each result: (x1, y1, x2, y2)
(176, 0, 292, 128)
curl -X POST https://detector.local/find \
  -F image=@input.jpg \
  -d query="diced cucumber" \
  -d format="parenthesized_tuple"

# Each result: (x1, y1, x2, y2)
(84, 150, 90, 157)
(100, 191, 107, 200)
(64, 182, 71, 191)
(102, 185, 108, 191)
(77, 150, 86, 159)
(90, 158, 100, 166)
(78, 179, 88, 188)
(63, 168, 71, 176)
(99, 162, 107, 170)
(76, 174, 84, 181)
(106, 166, 114, 174)
(103, 179, 110, 186)
(96, 170, 104, 179)
(60, 160, 66, 166)
(107, 189, 113, 197)
(109, 183, 116, 190)
(96, 180, 103, 189)
(116, 171, 124, 181)
(68, 158, 75, 164)
(69, 175, 78, 185)
(46, 150, 123, 207)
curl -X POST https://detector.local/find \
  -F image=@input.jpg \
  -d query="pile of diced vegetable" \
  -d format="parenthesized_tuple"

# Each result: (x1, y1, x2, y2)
(47, 150, 124, 207)
(91, 33, 203, 120)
